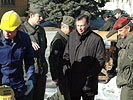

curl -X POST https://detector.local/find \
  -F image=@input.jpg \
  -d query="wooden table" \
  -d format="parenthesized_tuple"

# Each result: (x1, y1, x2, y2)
(94, 30, 117, 41)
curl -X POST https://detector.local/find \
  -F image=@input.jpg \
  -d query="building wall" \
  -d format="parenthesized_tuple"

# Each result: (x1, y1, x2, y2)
(0, 0, 27, 18)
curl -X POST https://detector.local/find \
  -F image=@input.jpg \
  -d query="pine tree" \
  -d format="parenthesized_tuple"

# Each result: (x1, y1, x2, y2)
(28, 0, 107, 25)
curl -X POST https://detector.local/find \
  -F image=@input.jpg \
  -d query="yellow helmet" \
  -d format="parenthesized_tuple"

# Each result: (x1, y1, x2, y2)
(0, 10, 21, 31)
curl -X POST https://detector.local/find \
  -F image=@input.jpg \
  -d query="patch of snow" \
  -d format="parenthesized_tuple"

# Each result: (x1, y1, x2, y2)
(95, 76, 121, 100)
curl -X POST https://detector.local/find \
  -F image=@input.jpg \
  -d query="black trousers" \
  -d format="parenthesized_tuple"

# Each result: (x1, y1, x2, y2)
(33, 74, 47, 100)
(16, 95, 26, 100)
(70, 92, 95, 100)
(26, 73, 47, 100)
(58, 79, 70, 100)
(14, 90, 26, 100)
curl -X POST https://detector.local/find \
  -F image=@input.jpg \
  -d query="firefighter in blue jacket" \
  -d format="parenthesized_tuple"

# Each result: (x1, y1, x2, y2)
(0, 10, 35, 100)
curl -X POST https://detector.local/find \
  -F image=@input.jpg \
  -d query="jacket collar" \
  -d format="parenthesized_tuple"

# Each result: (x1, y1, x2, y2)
(58, 29, 68, 40)
(1, 30, 21, 45)
(120, 31, 133, 48)
(76, 27, 92, 41)
(23, 21, 38, 35)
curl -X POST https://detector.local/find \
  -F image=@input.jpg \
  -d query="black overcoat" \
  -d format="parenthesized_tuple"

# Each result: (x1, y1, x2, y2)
(63, 28, 106, 96)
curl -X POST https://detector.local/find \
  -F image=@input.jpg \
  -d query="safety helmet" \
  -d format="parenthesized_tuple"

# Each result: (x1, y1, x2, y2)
(0, 10, 21, 31)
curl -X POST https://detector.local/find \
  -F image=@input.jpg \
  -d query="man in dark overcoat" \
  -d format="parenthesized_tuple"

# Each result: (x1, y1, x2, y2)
(63, 14, 106, 100)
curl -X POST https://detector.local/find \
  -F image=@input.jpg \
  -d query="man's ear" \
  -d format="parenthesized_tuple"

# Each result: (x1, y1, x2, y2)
(88, 23, 90, 27)
(127, 26, 131, 32)
(29, 13, 33, 18)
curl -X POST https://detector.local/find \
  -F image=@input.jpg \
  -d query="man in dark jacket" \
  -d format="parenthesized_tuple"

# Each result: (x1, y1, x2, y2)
(20, 4, 48, 100)
(113, 17, 133, 100)
(99, 13, 116, 31)
(0, 10, 34, 100)
(49, 16, 74, 100)
(63, 14, 106, 100)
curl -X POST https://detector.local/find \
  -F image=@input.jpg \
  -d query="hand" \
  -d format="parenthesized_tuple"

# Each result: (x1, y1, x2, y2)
(53, 79, 58, 83)
(103, 36, 107, 40)
(32, 41, 40, 51)
(24, 80, 33, 95)
(63, 65, 70, 75)
(53, 79, 59, 85)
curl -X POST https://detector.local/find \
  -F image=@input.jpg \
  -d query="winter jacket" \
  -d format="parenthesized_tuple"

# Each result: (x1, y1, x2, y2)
(0, 30, 34, 92)
(116, 31, 133, 88)
(20, 21, 48, 75)
(49, 29, 68, 81)
(63, 28, 106, 96)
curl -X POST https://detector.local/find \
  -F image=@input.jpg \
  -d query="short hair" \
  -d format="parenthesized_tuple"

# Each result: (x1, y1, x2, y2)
(27, 11, 36, 18)
(114, 9, 122, 15)
(76, 14, 90, 24)
(103, 13, 110, 18)
(124, 22, 133, 32)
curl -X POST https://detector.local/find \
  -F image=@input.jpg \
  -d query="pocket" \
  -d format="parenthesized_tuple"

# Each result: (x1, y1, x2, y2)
(127, 54, 133, 71)
(127, 43, 133, 71)
(0, 47, 11, 65)
(14, 47, 25, 60)
(116, 72, 127, 87)
(116, 67, 132, 87)
(126, 67, 133, 87)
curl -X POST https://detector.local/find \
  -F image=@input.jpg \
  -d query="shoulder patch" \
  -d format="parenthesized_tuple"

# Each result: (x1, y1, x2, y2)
(54, 50, 59, 55)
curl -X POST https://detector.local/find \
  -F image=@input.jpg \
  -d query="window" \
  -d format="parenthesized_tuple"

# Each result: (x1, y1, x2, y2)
(1, 0, 15, 6)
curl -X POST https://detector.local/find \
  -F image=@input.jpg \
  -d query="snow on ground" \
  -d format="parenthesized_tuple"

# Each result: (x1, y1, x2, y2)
(95, 76, 121, 100)
(45, 75, 121, 100)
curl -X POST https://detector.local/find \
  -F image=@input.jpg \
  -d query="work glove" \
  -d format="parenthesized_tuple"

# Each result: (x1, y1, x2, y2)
(24, 80, 33, 95)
